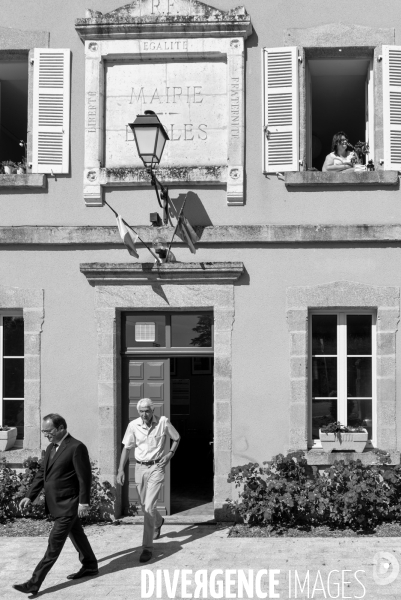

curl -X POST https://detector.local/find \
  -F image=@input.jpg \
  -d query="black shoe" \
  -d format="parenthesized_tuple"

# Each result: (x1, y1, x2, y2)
(139, 549, 153, 563)
(154, 517, 165, 540)
(66, 567, 99, 580)
(12, 581, 39, 595)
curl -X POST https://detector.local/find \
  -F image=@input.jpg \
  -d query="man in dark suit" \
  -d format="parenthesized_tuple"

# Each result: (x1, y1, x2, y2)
(13, 413, 98, 595)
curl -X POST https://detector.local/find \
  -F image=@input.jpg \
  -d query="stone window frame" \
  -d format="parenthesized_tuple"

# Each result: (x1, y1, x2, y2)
(283, 23, 397, 185)
(80, 261, 243, 519)
(286, 281, 399, 453)
(0, 284, 44, 450)
(0, 26, 49, 189)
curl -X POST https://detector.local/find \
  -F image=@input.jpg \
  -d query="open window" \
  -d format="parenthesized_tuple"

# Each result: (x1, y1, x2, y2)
(0, 48, 71, 176)
(263, 43, 401, 174)
(306, 55, 374, 171)
(0, 55, 28, 166)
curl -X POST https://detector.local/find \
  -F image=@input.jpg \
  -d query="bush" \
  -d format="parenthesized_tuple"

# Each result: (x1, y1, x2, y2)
(0, 456, 116, 523)
(227, 451, 401, 531)
(0, 459, 21, 520)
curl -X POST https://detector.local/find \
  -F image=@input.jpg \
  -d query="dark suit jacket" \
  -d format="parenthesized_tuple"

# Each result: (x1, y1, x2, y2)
(27, 434, 92, 518)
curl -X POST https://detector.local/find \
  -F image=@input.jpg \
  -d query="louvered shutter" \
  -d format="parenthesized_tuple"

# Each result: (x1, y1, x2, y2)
(262, 47, 299, 172)
(383, 45, 401, 170)
(32, 49, 70, 174)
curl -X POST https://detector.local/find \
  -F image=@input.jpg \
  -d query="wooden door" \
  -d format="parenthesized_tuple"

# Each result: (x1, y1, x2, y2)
(123, 357, 170, 515)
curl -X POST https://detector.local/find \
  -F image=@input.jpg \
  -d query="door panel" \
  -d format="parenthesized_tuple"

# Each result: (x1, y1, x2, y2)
(124, 357, 170, 515)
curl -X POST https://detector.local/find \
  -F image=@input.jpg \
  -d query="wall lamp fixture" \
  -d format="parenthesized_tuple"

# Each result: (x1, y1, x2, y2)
(128, 110, 171, 226)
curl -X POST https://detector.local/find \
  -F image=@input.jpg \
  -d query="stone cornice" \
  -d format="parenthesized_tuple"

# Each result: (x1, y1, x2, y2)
(75, 1, 252, 40)
(80, 261, 244, 284)
(5, 224, 401, 245)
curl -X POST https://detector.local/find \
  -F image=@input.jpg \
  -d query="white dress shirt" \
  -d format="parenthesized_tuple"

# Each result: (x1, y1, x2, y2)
(122, 414, 179, 461)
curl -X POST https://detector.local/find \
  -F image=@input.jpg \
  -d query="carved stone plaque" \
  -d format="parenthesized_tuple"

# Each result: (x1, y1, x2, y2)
(105, 58, 227, 168)
(76, 0, 252, 207)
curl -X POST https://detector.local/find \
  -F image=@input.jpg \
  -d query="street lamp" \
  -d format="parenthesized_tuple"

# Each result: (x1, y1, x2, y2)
(128, 110, 171, 225)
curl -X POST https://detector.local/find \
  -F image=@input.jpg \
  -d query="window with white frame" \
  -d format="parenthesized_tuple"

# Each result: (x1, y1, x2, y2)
(1, 311, 24, 441)
(262, 45, 401, 172)
(309, 311, 376, 447)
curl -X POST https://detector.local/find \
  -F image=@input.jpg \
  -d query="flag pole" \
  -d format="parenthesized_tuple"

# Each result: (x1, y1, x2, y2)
(167, 193, 189, 256)
(103, 199, 161, 262)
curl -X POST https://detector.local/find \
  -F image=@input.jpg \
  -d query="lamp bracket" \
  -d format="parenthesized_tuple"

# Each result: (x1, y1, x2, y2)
(148, 168, 171, 225)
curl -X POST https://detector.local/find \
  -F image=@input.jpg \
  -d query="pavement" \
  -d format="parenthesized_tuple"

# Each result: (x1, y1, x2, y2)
(2, 519, 401, 599)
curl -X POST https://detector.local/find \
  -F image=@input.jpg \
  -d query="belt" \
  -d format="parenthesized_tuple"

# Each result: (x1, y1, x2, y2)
(135, 458, 161, 466)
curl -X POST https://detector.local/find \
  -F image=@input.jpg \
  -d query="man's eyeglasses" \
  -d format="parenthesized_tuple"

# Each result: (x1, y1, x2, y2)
(41, 428, 56, 435)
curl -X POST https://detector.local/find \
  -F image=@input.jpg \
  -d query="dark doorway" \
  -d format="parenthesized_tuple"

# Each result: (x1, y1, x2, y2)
(170, 356, 214, 515)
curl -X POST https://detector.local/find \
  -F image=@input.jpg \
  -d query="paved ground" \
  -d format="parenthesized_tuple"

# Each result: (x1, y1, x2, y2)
(2, 521, 401, 599)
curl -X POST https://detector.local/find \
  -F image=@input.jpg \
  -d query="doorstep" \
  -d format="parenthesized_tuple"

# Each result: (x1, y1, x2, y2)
(118, 515, 230, 525)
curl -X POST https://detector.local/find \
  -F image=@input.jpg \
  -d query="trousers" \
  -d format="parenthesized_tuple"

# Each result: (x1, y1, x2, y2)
(135, 462, 165, 550)
(30, 514, 98, 588)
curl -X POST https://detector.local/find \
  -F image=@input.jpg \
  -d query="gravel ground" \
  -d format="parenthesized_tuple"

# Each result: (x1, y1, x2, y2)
(229, 522, 401, 537)
(0, 518, 125, 537)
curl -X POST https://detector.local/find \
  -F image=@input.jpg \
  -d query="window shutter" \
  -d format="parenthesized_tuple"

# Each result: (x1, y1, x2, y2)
(262, 46, 299, 173)
(32, 49, 70, 174)
(383, 45, 401, 170)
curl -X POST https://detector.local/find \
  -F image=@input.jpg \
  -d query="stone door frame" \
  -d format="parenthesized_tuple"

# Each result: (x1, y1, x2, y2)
(81, 261, 243, 518)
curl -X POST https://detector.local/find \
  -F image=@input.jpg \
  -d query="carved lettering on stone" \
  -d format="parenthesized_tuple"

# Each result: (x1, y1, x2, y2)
(87, 91, 97, 132)
(105, 58, 227, 168)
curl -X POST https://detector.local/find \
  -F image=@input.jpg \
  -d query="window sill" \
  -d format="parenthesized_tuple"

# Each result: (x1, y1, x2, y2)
(0, 174, 46, 188)
(306, 449, 400, 466)
(285, 171, 399, 187)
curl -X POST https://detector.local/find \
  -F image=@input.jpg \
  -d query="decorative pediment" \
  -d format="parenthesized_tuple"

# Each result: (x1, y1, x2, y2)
(76, 0, 251, 39)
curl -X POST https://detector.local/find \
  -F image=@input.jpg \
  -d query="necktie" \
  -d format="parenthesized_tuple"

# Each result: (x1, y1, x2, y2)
(49, 443, 58, 460)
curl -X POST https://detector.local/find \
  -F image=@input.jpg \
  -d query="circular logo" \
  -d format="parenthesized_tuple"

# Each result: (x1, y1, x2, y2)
(373, 551, 399, 586)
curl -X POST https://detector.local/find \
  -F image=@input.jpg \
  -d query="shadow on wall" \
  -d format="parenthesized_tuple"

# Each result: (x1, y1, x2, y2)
(169, 191, 213, 226)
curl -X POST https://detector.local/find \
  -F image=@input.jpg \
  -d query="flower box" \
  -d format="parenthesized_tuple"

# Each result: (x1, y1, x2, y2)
(319, 428, 368, 453)
(0, 427, 18, 451)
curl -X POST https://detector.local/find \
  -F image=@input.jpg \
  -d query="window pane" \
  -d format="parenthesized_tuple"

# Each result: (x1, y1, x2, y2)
(347, 400, 372, 438)
(171, 313, 212, 347)
(124, 315, 166, 348)
(312, 399, 337, 439)
(312, 357, 337, 397)
(3, 400, 24, 439)
(347, 357, 372, 397)
(3, 316, 24, 356)
(3, 358, 24, 398)
(347, 315, 372, 355)
(312, 315, 337, 355)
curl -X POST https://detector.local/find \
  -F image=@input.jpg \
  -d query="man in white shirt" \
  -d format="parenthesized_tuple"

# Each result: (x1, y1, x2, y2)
(117, 398, 180, 563)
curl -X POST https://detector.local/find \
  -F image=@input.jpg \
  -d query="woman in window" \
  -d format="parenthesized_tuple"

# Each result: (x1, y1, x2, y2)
(322, 132, 357, 172)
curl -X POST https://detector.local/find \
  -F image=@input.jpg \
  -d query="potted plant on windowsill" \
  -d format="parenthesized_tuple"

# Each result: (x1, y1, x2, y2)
(1, 161, 17, 175)
(319, 421, 368, 453)
(349, 141, 371, 171)
(16, 160, 26, 174)
(0, 426, 18, 451)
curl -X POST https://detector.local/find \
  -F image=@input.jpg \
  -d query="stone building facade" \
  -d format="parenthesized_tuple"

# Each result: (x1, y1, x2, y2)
(1, 0, 401, 518)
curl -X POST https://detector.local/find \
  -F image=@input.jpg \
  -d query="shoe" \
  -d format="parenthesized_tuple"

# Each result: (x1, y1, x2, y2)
(12, 581, 39, 595)
(139, 549, 153, 563)
(154, 517, 165, 540)
(66, 567, 99, 580)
